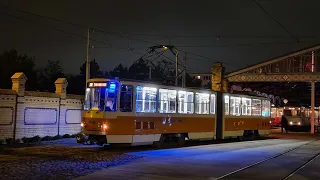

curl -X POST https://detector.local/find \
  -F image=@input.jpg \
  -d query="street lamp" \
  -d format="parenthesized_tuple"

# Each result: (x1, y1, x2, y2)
(283, 99, 288, 105)
(163, 46, 168, 50)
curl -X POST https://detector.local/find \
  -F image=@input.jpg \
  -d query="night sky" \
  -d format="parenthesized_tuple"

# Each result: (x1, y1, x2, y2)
(1, 0, 319, 75)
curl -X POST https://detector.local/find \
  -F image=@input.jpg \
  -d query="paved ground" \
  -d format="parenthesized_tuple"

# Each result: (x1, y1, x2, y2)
(2, 129, 320, 180)
(0, 140, 142, 180)
(75, 132, 320, 180)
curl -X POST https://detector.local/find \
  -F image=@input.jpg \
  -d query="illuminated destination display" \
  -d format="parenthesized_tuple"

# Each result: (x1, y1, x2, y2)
(88, 82, 107, 87)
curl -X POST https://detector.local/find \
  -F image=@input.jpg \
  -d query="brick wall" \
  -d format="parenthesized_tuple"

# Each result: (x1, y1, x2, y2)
(58, 98, 82, 136)
(0, 94, 16, 140)
(0, 73, 84, 142)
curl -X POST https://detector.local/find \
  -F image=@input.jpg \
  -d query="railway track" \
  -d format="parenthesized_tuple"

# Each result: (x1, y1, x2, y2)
(212, 140, 320, 180)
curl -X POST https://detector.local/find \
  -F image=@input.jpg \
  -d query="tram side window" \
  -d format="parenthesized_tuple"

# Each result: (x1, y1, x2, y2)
(159, 89, 177, 113)
(262, 100, 270, 117)
(210, 94, 216, 114)
(120, 85, 133, 112)
(84, 88, 90, 110)
(252, 99, 262, 116)
(230, 96, 241, 116)
(136, 86, 157, 113)
(105, 82, 118, 112)
(241, 97, 251, 116)
(178, 91, 194, 114)
(195, 93, 210, 114)
(271, 108, 277, 118)
(91, 88, 105, 111)
(224, 95, 230, 115)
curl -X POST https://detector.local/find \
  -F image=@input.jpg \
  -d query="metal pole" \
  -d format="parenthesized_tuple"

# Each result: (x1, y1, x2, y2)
(311, 81, 315, 134)
(86, 28, 90, 84)
(149, 66, 152, 80)
(183, 52, 186, 88)
(311, 51, 315, 134)
(175, 50, 179, 86)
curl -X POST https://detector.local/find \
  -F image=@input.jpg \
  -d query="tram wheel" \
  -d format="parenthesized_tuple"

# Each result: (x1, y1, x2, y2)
(153, 135, 165, 148)
(177, 134, 185, 146)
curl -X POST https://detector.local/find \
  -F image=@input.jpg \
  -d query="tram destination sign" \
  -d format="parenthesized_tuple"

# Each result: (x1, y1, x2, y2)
(88, 82, 107, 88)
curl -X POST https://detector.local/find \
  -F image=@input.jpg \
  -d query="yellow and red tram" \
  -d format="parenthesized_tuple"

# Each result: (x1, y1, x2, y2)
(79, 78, 271, 147)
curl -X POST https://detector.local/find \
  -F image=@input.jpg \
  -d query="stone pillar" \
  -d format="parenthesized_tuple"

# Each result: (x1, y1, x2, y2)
(11, 72, 27, 96)
(211, 63, 227, 92)
(55, 78, 68, 99)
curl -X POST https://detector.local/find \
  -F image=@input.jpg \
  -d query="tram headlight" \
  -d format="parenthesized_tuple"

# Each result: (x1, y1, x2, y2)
(103, 124, 108, 130)
(298, 122, 301, 125)
(289, 121, 293, 125)
(81, 122, 84, 127)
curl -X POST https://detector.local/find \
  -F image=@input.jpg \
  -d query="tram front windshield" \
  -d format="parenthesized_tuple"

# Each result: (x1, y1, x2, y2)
(84, 81, 118, 111)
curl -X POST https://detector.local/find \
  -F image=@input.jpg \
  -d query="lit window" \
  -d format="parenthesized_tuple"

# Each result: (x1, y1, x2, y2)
(224, 95, 229, 115)
(105, 82, 119, 112)
(84, 88, 91, 110)
(197, 76, 201, 79)
(241, 97, 251, 116)
(159, 89, 177, 113)
(262, 100, 270, 117)
(195, 93, 210, 114)
(252, 99, 262, 116)
(210, 94, 215, 114)
(230, 96, 241, 116)
(136, 86, 157, 113)
(84, 82, 119, 112)
(178, 91, 194, 114)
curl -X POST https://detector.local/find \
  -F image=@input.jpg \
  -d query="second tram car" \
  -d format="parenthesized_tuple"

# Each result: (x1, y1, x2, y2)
(79, 78, 271, 147)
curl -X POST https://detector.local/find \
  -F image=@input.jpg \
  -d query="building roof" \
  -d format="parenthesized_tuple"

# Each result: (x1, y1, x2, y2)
(0, 89, 17, 95)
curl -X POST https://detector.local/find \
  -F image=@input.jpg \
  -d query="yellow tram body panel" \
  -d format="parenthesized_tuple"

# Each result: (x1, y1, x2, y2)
(82, 112, 215, 135)
(224, 117, 270, 131)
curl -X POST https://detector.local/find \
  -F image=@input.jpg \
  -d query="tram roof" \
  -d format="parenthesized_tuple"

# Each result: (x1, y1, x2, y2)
(88, 78, 269, 100)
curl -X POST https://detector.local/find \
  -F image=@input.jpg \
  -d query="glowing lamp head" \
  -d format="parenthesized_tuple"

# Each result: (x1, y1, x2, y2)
(298, 122, 301, 125)
(289, 121, 293, 125)
(81, 122, 84, 127)
(283, 99, 288, 104)
(103, 124, 108, 129)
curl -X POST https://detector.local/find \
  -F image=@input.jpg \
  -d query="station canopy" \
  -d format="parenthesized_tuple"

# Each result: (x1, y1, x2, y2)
(225, 44, 320, 107)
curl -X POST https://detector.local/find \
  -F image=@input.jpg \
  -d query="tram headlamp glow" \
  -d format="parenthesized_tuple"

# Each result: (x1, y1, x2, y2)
(81, 122, 84, 127)
(298, 122, 301, 125)
(103, 124, 108, 129)
(289, 121, 293, 125)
